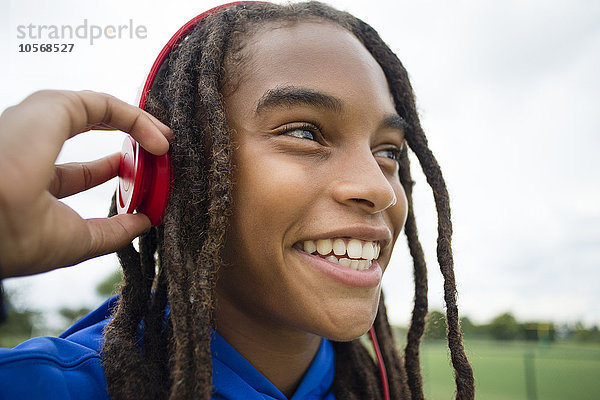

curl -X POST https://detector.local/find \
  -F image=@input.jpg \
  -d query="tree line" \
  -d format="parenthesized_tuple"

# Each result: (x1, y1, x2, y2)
(0, 270, 123, 348)
(421, 310, 600, 343)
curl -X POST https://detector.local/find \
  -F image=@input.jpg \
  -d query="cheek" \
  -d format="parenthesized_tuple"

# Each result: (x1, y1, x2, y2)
(227, 149, 318, 254)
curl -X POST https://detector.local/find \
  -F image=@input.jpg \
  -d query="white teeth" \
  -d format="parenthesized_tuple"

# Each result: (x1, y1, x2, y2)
(347, 239, 362, 259)
(301, 238, 381, 269)
(338, 258, 351, 268)
(326, 255, 338, 264)
(316, 239, 333, 255)
(327, 256, 370, 270)
(304, 240, 317, 254)
(358, 260, 371, 271)
(361, 242, 374, 260)
(332, 238, 346, 256)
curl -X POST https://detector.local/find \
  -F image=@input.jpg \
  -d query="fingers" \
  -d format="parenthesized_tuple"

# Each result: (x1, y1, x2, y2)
(0, 211, 151, 279)
(0, 90, 166, 277)
(49, 153, 121, 198)
(73, 90, 173, 155)
(12, 90, 173, 157)
(86, 213, 151, 259)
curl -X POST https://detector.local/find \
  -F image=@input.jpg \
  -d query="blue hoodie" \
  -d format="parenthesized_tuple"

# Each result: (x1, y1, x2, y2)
(0, 296, 335, 400)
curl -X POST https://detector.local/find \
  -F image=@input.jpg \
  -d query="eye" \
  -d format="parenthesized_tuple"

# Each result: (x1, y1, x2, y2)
(279, 123, 318, 141)
(374, 147, 402, 163)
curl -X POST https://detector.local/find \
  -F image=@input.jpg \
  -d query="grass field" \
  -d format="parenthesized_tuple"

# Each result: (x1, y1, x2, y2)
(420, 339, 600, 399)
(3, 331, 600, 398)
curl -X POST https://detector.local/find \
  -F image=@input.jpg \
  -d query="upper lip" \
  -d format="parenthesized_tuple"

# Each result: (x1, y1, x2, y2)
(297, 225, 392, 249)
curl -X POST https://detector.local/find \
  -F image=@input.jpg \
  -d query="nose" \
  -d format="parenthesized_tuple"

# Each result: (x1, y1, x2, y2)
(331, 145, 397, 214)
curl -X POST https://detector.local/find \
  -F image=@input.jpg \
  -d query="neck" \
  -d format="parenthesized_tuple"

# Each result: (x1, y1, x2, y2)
(213, 295, 322, 398)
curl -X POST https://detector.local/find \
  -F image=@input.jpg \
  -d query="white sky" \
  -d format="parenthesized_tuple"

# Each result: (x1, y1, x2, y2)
(1, 0, 599, 329)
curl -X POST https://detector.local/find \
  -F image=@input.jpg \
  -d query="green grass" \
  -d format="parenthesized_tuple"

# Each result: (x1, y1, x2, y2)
(420, 339, 600, 399)
(4, 331, 600, 398)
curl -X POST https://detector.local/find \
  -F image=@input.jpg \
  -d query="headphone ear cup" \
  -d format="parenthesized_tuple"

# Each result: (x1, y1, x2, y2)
(138, 147, 171, 226)
(117, 136, 171, 226)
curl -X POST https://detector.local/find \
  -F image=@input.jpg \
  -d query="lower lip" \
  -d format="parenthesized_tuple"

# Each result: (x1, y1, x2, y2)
(294, 248, 383, 288)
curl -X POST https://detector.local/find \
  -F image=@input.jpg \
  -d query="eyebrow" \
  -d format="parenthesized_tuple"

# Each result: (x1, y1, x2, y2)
(380, 114, 409, 135)
(255, 86, 344, 114)
(255, 85, 408, 136)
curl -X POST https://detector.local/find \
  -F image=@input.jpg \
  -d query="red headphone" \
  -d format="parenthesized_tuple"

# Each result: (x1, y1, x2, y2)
(116, 3, 390, 398)
(116, 2, 243, 226)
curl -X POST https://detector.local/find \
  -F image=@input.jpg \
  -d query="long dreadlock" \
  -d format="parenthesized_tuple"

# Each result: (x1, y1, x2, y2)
(102, 2, 475, 399)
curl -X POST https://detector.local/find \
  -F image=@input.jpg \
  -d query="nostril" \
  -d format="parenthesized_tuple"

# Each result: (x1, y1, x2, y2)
(351, 198, 375, 208)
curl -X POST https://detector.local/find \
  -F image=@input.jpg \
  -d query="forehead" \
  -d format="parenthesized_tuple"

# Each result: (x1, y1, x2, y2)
(227, 21, 395, 116)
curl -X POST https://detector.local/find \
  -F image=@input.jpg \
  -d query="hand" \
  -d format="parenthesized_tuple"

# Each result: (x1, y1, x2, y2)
(0, 90, 173, 278)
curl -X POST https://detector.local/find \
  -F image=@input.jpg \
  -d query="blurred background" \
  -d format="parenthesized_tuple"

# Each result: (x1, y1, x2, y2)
(1, 0, 599, 398)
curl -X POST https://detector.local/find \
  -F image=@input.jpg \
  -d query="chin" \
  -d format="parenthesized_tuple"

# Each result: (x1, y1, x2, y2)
(313, 297, 379, 342)
(320, 319, 374, 342)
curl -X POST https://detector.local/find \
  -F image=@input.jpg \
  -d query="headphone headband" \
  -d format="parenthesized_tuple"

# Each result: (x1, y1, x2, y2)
(139, 2, 253, 109)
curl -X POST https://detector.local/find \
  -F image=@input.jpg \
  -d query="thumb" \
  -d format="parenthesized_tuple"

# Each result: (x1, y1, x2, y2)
(86, 213, 151, 258)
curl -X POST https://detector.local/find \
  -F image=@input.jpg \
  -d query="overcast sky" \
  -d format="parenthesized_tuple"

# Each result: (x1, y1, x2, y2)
(1, 0, 599, 329)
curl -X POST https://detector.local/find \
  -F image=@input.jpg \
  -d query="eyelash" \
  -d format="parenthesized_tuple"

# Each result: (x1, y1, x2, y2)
(279, 123, 320, 141)
(374, 148, 402, 163)
(279, 123, 404, 163)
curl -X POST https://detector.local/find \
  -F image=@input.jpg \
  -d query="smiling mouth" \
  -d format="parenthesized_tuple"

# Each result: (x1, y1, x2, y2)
(295, 238, 381, 272)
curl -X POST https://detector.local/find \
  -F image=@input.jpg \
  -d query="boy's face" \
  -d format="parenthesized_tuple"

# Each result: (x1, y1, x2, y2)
(217, 21, 408, 341)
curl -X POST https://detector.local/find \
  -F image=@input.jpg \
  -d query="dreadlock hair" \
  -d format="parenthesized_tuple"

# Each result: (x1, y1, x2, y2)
(102, 2, 475, 399)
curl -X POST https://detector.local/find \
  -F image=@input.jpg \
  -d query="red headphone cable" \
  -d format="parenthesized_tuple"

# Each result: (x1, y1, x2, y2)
(369, 326, 390, 400)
